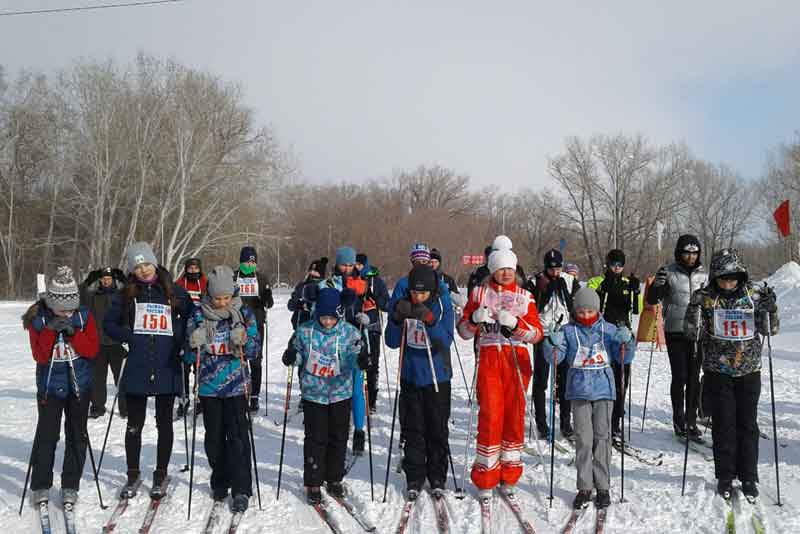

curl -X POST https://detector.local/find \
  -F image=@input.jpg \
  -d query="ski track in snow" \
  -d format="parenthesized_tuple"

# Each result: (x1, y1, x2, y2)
(0, 280, 799, 533)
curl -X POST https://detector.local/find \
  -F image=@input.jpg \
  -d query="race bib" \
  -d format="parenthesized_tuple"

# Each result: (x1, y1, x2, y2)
(406, 319, 429, 350)
(305, 341, 341, 378)
(133, 302, 174, 336)
(51, 338, 79, 362)
(572, 343, 610, 369)
(186, 289, 202, 303)
(481, 288, 528, 317)
(237, 277, 259, 297)
(713, 308, 755, 341)
(207, 330, 232, 356)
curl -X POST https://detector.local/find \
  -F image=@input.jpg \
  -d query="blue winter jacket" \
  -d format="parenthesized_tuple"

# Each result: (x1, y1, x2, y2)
(30, 306, 97, 400)
(183, 302, 261, 398)
(291, 318, 362, 405)
(548, 318, 635, 402)
(384, 295, 454, 387)
(104, 276, 192, 396)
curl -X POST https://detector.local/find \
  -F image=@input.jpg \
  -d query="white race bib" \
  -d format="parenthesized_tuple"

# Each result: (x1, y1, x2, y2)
(51, 338, 79, 362)
(572, 343, 610, 369)
(207, 330, 232, 356)
(713, 308, 755, 341)
(406, 319, 428, 350)
(237, 276, 259, 298)
(133, 302, 174, 336)
(304, 331, 341, 378)
(186, 289, 202, 303)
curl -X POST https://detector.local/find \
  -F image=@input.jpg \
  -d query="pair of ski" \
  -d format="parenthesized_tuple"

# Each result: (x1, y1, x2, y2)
(36, 500, 76, 534)
(201, 499, 245, 534)
(395, 490, 450, 534)
(479, 489, 537, 534)
(561, 504, 608, 534)
(611, 440, 664, 466)
(675, 435, 714, 462)
(723, 489, 766, 534)
(102, 476, 170, 534)
(312, 490, 376, 533)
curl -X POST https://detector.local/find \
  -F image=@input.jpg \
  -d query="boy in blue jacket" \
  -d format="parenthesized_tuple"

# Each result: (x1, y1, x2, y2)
(282, 288, 368, 504)
(385, 264, 454, 499)
(544, 287, 634, 510)
(185, 265, 260, 513)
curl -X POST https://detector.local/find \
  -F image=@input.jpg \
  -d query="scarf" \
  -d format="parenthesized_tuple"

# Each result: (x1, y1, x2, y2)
(239, 263, 257, 276)
(198, 295, 246, 346)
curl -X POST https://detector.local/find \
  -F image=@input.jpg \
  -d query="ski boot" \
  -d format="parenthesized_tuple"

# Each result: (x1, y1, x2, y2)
(687, 426, 706, 444)
(406, 480, 423, 501)
(120, 470, 141, 499)
(717, 479, 733, 501)
(673, 423, 687, 439)
(30, 489, 49, 505)
(326, 481, 345, 499)
(561, 421, 575, 441)
(231, 494, 249, 513)
(741, 481, 759, 502)
(498, 482, 515, 497)
(595, 490, 610, 508)
(536, 422, 550, 441)
(149, 469, 167, 500)
(61, 488, 78, 505)
(306, 486, 322, 505)
(573, 490, 592, 509)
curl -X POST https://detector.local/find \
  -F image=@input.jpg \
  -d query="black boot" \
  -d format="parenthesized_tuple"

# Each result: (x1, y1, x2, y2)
(687, 426, 706, 444)
(307, 486, 322, 505)
(120, 470, 141, 499)
(560, 420, 575, 441)
(536, 422, 550, 441)
(741, 481, 759, 502)
(326, 481, 345, 499)
(249, 396, 259, 413)
(717, 479, 733, 501)
(673, 423, 687, 439)
(150, 470, 168, 500)
(573, 490, 592, 509)
(595, 490, 611, 508)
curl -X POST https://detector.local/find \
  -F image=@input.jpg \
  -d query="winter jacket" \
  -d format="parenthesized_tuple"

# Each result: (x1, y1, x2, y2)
(548, 318, 634, 402)
(587, 272, 640, 328)
(25, 302, 99, 400)
(82, 277, 125, 346)
(291, 317, 362, 405)
(647, 263, 708, 333)
(361, 264, 390, 332)
(183, 301, 260, 397)
(176, 274, 208, 304)
(318, 273, 369, 326)
(104, 270, 192, 396)
(233, 269, 274, 326)
(389, 275, 454, 320)
(288, 276, 321, 330)
(532, 271, 580, 332)
(385, 294, 454, 387)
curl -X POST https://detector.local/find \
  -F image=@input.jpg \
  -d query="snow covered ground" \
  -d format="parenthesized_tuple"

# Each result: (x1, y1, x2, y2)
(1, 268, 800, 533)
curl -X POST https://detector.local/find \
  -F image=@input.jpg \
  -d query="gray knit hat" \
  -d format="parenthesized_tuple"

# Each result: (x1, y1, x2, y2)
(207, 265, 237, 298)
(573, 287, 600, 312)
(126, 241, 158, 273)
(45, 266, 80, 312)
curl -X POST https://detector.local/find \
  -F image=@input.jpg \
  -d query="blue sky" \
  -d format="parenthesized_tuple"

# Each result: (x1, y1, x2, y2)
(0, 0, 798, 188)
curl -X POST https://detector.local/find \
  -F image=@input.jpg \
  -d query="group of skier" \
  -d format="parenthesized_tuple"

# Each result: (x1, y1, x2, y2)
(20, 232, 780, 532)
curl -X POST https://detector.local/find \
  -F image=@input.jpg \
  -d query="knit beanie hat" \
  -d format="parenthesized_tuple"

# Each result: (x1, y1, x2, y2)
(430, 248, 442, 263)
(492, 235, 513, 251)
(46, 266, 80, 312)
(335, 246, 356, 266)
(315, 287, 342, 319)
(206, 265, 236, 298)
(573, 287, 601, 312)
(309, 257, 329, 277)
(184, 257, 202, 271)
(355, 253, 368, 265)
(565, 263, 579, 277)
(240, 246, 257, 263)
(488, 249, 517, 273)
(544, 249, 563, 269)
(606, 249, 626, 266)
(409, 243, 431, 264)
(408, 264, 437, 292)
(126, 241, 158, 273)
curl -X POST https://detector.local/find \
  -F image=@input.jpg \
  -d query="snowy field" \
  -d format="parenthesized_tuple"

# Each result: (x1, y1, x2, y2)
(2, 266, 800, 533)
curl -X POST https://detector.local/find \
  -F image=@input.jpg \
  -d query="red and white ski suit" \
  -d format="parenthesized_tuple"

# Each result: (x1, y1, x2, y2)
(458, 279, 542, 490)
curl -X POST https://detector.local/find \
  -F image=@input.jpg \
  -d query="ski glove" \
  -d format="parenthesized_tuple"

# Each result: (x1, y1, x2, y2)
(190, 327, 207, 349)
(756, 287, 778, 313)
(393, 299, 414, 323)
(615, 326, 633, 344)
(282, 346, 297, 366)
(451, 292, 467, 309)
(47, 316, 75, 337)
(653, 268, 668, 288)
(497, 310, 518, 329)
(471, 307, 495, 325)
(355, 312, 371, 326)
(230, 325, 247, 347)
(628, 275, 640, 293)
(410, 303, 435, 325)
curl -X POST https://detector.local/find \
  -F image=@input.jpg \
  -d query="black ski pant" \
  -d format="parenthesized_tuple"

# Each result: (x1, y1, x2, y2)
(665, 333, 701, 430)
(303, 398, 351, 487)
(125, 394, 175, 475)
(200, 395, 252, 498)
(706, 371, 761, 483)
(90, 344, 126, 415)
(532, 342, 570, 431)
(249, 320, 265, 399)
(611, 362, 631, 434)
(366, 330, 381, 410)
(399, 380, 451, 489)
(31, 394, 90, 491)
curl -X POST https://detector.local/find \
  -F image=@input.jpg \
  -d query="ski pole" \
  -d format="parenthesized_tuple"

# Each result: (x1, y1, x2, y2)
(451, 312, 470, 404)
(239, 346, 262, 510)
(378, 311, 392, 401)
(626, 282, 635, 444)
(264, 315, 269, 416)
(548, 341, 557, 507)
(276, 360, 294, 500)
(681, 304, 702, 497)
(98, 357, 127, 473)
(364, 370, 375, 501)
(763, 283, 782, 506)
(383, 321, 407, 503)
(459, 351, 480, 497)
(179, 360, 190, 472)
(187, 348, 201, 519)
(620, 344, 626, 503)
(640, 302, 660, 432)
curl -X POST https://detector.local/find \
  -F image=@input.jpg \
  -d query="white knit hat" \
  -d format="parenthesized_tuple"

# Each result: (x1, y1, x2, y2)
(45, 266, 79, 312)
(488, 249, 517, 273)
(492, 235, 513, 251)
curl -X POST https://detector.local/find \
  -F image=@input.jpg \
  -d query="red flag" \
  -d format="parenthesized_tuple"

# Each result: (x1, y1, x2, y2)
(773, 200, 791, 237)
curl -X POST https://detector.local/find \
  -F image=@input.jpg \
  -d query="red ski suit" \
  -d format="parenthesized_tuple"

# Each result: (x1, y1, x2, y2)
(458, 279, 542, 490)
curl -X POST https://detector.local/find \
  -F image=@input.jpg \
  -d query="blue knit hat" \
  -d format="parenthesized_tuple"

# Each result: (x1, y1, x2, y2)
(335, 246, 356, 266)
(315, 287, 342, 319)
(240, 245, 257, 263)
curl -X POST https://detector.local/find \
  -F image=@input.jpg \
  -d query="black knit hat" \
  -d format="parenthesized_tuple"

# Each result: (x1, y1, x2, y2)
(408, 264, 437, 293)
(606, 249, 625, 266)
(309, 257, 329, 277)
(355, 253, 368, 265)
(430, 248, 443, 262)
(100, 267, 114, 277)
(184, 257, 202, 270)
(544, 249, 563, 269)
(675, 234, 702, 265)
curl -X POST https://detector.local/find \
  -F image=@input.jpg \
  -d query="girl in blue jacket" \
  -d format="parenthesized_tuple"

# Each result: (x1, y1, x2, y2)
(185, 265, 260, 513)
(385, 264, 454, 500)
(544, 287, 634, 511)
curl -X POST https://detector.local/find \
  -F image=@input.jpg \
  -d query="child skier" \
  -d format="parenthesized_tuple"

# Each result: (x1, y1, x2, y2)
(545, 287, 634, 509)
(185, 265, 260, 512)
(385, 264, 453, 499)
(281, 288, 368, 504)
(457, 246, 542, 498)
(684, 249, 778, 501)
(23, 266, 99, 506)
